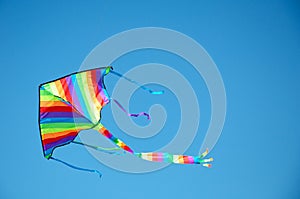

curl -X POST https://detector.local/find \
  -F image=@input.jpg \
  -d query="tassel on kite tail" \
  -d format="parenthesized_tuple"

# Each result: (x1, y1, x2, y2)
(199, 148, 214, 168)
(134, 150, 213, 168)
(93, 123, 213, 168)
(109, 69, 164, 95)
(49, 157, 102, 178)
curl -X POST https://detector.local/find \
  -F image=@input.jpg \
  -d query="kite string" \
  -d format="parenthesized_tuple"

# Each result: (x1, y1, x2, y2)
(71, 140, 124, 155)
(110, 70, 164, 95)
(49, 157, 102, 178)
(110, 98, 151, 120)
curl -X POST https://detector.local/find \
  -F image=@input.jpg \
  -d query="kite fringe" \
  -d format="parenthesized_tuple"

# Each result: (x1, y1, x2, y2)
(199, 148, 213, 167)
(202, 163, 212, 168)
(200, 148, 209, 158)
(49, 157, 102, 178)
(110, 70, 164, 95)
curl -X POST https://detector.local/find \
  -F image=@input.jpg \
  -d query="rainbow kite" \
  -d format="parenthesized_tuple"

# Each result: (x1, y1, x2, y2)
(39, 67, 213, 176)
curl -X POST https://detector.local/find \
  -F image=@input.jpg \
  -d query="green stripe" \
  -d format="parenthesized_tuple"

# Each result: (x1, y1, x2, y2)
(166, 154, 173, 162)
(45, 154, 51, 159)
(41, 125, 92, 134)
(76, 73, 95, 122)
(42, 84, 53, 94)
(41, 128, 76, 134)
(40, 95, 62, 101)
(40, 89, 53, 96)
(40, 88, 64, 100)
(40, 122, 92, 130)
(41, 122, 92, 129)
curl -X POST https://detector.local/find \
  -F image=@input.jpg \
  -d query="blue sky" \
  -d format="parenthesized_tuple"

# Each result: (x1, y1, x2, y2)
(1, 0, 299, 198)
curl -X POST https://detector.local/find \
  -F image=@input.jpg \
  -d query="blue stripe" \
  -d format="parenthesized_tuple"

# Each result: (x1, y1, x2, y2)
(40, 117, 91, 124)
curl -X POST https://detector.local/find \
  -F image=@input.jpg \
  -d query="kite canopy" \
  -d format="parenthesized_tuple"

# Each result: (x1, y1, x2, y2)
(39, 67, 112, 159)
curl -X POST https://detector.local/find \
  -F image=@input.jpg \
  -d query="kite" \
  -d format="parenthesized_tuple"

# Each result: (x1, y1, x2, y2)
(39, 66, 213, 177)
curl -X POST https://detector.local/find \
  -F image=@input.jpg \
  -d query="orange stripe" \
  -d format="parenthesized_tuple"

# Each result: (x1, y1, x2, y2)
(40, 101, 68, 107)
(86, 71, 101, 113)
(42, 129, 80, 140)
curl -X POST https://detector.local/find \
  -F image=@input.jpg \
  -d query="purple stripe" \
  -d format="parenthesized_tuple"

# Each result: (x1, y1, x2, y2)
(40, 111, 84, 119)
(96, 68, 102, 83)
(43, 135, 77, 151)
(96, 69, 104, 90)
(70, 74, 84, 114)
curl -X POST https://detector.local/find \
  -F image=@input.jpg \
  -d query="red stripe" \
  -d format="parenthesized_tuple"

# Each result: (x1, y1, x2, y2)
(102, 129, 112, 138)
(42, 131, 79, 145)
(183, 156, 191, 163)
(92, 70, 104, 106)
(60, 77, 73, 105)
(40, 106, 74, 113)
(91, 70, 99, 96)
(123, 145, 133, 153)
(92, 70, 105, 106)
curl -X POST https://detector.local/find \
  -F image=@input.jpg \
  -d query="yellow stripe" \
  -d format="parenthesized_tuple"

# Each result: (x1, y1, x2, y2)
(75, 73, 94, 122)
(40, 95, 60, 101)
(178, 156, 184, 163)
(49, 82, 60, 96)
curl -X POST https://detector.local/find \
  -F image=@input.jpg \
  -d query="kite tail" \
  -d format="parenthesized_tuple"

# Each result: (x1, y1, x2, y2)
(94, 123, 213, 167)
(110, 98, 150, 120)
(94, 123, 134, 154)
(49, 157, 102, 178)
(134, 149, 213, 168)
(110, 70, 164, 95)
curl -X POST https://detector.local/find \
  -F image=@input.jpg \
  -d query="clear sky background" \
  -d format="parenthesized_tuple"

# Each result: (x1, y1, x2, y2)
(1, 0, 299, 198)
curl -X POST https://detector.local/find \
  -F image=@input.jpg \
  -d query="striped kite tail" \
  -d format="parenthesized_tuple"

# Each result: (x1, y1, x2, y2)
(94, 123, 135, 154)
(94, 123, 213, 168)
(134, 149, 213, 168)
